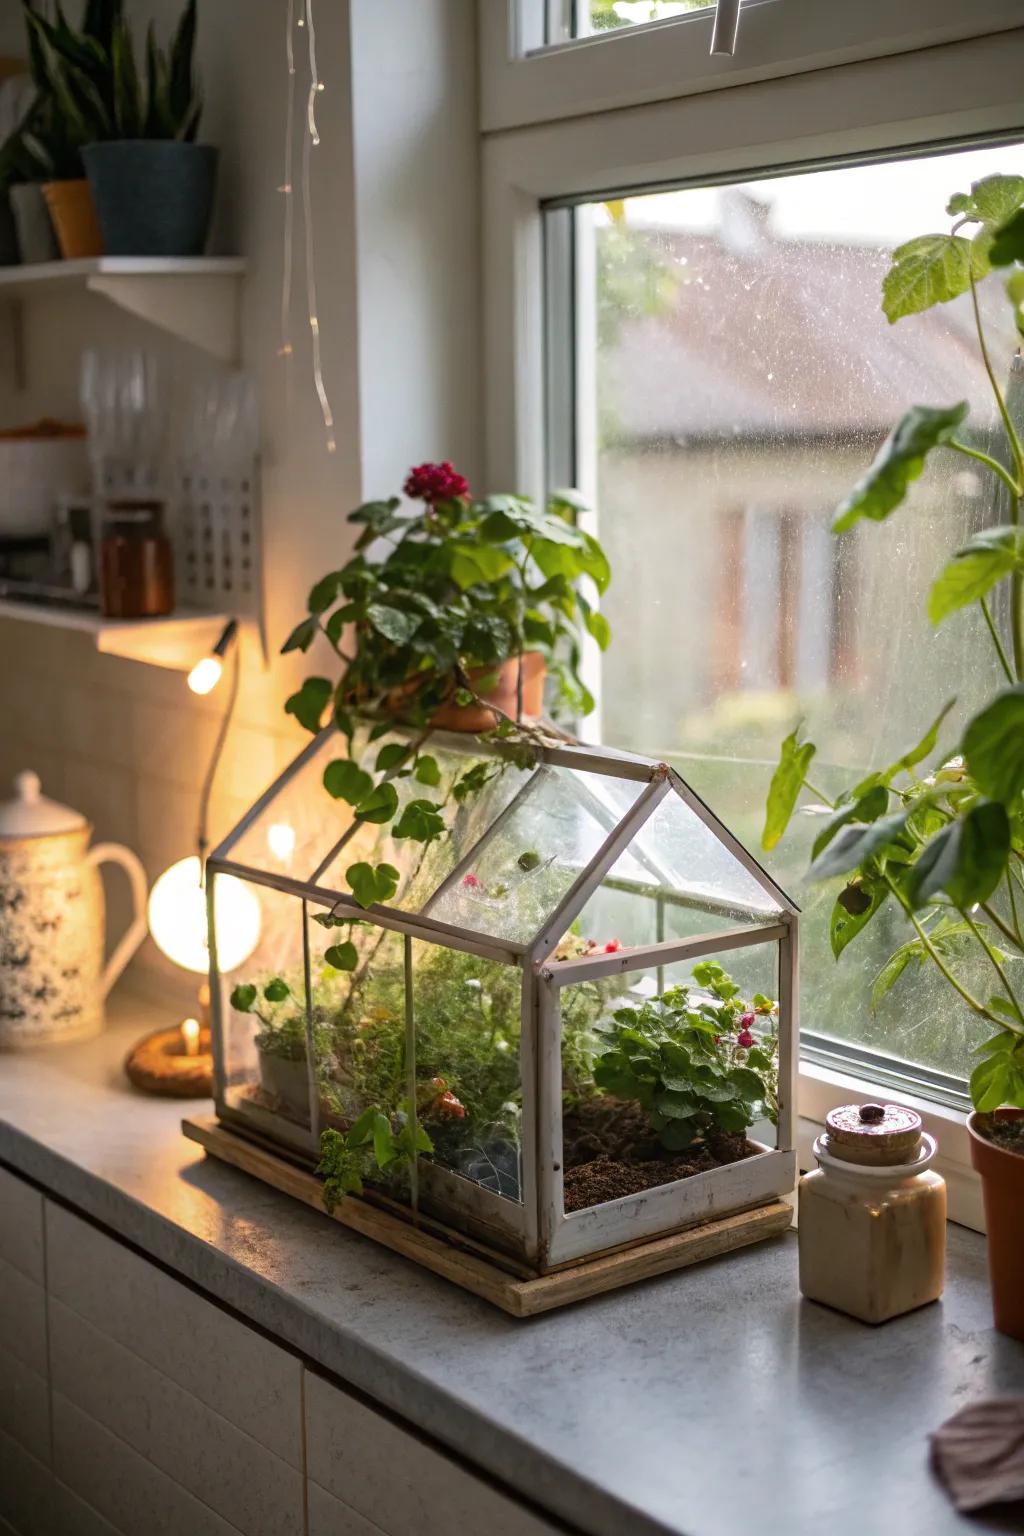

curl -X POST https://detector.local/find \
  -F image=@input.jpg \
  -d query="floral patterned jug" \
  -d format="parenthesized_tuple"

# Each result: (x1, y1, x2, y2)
(0, 771, 148, 1048)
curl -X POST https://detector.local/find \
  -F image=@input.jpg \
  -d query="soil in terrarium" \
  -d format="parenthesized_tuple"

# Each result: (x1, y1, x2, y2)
(561, 1096, 756, 1212)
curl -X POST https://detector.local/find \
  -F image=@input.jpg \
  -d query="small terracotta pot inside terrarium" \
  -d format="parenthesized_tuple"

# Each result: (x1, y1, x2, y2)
(42, 179, 104, 259)
(967, 1108, 1024, 1341)
(428, 651, 547, 733)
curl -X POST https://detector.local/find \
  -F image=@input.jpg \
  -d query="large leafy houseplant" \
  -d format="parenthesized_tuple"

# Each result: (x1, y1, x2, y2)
(281, 461, 611, 909)
(762, 173, 1024, 1118)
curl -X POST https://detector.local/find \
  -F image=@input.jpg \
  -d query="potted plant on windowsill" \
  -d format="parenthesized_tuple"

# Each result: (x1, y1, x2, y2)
(280, 460, 612, 911)
(22, 0, 214, 260)
(762, 172, 1024, 1340)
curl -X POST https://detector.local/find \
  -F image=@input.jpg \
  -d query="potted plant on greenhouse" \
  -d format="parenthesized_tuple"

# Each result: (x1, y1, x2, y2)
(762, 172, 1024, 1340)
(281, 460, 611, 909)
(21, 0, 214, 259)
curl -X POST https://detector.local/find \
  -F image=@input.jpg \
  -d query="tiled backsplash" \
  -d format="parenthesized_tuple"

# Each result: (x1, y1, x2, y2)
(0, 613, 302, 1002)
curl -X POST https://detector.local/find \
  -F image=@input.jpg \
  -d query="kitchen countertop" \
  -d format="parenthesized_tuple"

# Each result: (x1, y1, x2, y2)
(1, 989, 1023, 1536)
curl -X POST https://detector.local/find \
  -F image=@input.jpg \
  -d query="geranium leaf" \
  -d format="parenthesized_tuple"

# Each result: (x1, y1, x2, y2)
(322, 759, 374, 805)
(285, 676, 332, 733)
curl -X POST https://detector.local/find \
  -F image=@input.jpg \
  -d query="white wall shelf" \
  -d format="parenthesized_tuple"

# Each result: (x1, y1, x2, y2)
(0, 597, 229, 671)
(0, 257, 246, 375)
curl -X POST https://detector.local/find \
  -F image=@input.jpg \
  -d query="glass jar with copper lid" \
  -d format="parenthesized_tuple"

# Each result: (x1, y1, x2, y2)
(99, 498, 174, 618)
(798, 1102, 946, 1324)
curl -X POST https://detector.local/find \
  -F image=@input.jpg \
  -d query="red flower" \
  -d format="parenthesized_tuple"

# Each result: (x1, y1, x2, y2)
(604, 939, 622, 954)
(737, 1028, 754, 1049)
(404, 461, 469, 504)
(740, 1012, 755, 1028)
(462, 873, 481, 889)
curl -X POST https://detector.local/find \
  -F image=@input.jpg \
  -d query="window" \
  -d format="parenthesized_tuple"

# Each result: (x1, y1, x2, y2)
(479, 0, 1023, 133)
(480, 2, 1024, 1131)
(552, 0, 713, 44)
(547, 143, 1019, 1090)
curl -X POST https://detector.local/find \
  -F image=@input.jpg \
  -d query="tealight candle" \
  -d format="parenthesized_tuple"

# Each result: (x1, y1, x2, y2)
(181, 1017, 201, 1057)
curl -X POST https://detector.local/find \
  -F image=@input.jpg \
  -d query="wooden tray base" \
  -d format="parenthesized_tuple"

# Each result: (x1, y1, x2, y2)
(183, 1116, 792, 1318)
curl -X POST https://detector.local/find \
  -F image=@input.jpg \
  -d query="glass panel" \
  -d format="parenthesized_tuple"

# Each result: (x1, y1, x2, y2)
(559, 944, 780, 1213)
(570, 1, 711, 39)
(313, 737, 536, 912)
(559, 140, 1022, 1080)
(216, 874, 314, 1153)
(225, 732, 337, 881)
(411, 938, 524, 1201)
(427, 764, 644, 944)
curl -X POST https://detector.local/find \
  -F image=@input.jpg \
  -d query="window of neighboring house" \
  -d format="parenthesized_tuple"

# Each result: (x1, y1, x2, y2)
(545, 141, 1021, 1099)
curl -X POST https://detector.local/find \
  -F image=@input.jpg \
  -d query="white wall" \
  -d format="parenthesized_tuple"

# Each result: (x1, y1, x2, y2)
(0, 0, 480, 1001)
(350, 0, 481, 494)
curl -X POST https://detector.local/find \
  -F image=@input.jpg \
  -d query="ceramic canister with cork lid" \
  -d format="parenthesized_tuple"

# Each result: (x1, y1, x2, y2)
(798, 1102, 946, 1324)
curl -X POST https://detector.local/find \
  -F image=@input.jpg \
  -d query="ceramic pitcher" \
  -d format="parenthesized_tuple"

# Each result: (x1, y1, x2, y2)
(0, 771, 148, 1048)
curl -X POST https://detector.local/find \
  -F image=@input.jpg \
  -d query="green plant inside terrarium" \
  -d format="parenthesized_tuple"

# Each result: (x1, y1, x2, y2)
(231, 916, 777, 1215)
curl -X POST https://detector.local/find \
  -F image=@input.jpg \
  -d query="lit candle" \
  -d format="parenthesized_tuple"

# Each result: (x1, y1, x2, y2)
(181, 1017, 201, 1057)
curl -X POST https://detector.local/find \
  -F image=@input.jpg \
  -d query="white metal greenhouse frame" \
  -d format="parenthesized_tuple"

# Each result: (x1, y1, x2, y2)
(206, 730, 798, 1273)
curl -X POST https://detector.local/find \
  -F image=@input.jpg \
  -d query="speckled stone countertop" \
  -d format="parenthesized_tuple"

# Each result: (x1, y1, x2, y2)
(1, 990, 1023, 1536)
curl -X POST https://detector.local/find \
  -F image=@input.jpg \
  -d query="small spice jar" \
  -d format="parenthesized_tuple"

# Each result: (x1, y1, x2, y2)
(99, 499, 174, 618)
(798, 1102, 946, 1324)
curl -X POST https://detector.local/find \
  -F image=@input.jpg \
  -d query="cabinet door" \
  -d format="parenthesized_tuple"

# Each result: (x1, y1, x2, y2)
(305, 1371, 563, 1536)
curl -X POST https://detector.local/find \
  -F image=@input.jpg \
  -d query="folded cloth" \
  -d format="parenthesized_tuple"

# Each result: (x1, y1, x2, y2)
(931, 1398, 1024, 1512)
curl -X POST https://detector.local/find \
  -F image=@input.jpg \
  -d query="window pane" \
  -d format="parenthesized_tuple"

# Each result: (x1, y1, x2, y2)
(558, 142, 1023, 1084)
(573, 0, 712, 36)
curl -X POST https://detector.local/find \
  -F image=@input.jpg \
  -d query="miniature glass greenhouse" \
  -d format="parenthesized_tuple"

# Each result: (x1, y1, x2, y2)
(206, 723, 797, 1274)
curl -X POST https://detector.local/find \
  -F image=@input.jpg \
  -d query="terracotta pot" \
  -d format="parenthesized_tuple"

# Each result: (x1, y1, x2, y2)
(428, 652, 547, 733)
(42, 179, 103, 259)
(967, 1109, 1024, 1341)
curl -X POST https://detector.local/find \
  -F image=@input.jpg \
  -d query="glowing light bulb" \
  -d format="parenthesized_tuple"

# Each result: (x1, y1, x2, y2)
(148, 857, 261, 976)
(187, 655, 224, 695)
(267, 822, 296, 863)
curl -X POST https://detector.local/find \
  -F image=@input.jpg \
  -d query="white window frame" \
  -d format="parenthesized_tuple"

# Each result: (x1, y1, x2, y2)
(480, 0, 1024, 133)
(480, 16, 1024, 1229)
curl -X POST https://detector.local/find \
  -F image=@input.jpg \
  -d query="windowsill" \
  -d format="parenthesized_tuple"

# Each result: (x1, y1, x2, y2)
(798, 1058, 983, 1232)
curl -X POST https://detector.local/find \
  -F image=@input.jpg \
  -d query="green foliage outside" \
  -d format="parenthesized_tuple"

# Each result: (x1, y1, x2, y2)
(763, 173, 1024, 1112)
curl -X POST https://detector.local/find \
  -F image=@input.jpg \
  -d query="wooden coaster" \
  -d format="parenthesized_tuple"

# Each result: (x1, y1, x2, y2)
(183, 1115, 792, 1316)
(126, 1028, 214, 1098)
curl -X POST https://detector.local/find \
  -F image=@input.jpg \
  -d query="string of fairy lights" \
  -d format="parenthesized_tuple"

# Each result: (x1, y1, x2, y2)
(279, 0, 336, 454)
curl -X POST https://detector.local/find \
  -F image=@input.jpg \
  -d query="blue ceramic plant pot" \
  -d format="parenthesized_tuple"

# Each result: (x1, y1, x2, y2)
(83, 141, 218, 257)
